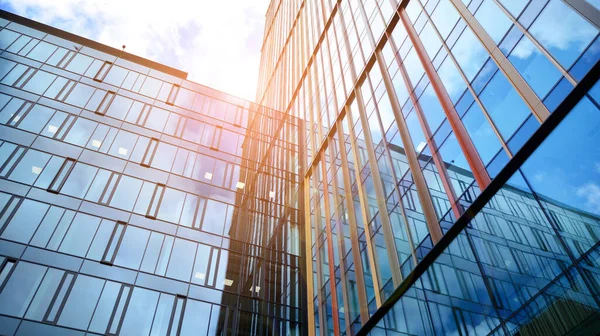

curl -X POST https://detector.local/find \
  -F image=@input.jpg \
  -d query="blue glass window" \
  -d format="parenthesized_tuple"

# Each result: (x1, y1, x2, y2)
(479, 72, 531, 140)
(522, 95, 600, 216)
(508, 36, 562, 98)
(462, 102, 502, 165)
(529, 0, 598, 69)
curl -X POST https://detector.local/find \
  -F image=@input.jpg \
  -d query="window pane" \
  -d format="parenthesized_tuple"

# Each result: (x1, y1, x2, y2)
(166, 238, 196, 282)
(0, 262, 46, 317)
(88, 281, 121, 333)
(108, 130, 138, 159)
(104, 66, 129, 87)
(151, 142, 177, 171)
(1, 199, 48, 244)
(508, 36, 561, 98)
(479, 72, 531, 140)
(61, 163, 98, 198)
(114, 226, 150, 269)
(150, 293, 175, 336)
(86, 219, 116, 261)
(23, 70, 56, 95)
(462, 102, 502, 165)
(157, 188, 186, 223)
(179, 299, 211, 336)
(110, 176, 143, 211)
(451, 28, 488, 81)
(430, 0, 459, 40)
(106, 95, 133, 120)
(64, 118, 96, 146)
(0, 28, 20, 50)
(474, 0, 512, 44)
(64, 83, 94, 107)
(438, 55, 466, 103)
(18, 104, 55, 134)
(25, 268, 63, 320)
(202, 200, 228, 235)
(192, 244, 211, 285)
(65, 53, 93, 74)
(57, 275, 104, 330)
(8, 149, 51, 185)
(120, 287, 159, 336)
(139, 77, 162, 98)
(529, 0, 598, 69)
(58, 213, 101, 257)
(521, 96, 600, 243)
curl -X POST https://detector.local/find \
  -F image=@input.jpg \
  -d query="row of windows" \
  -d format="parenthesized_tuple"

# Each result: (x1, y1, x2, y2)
(0, 59, 253, 156)
(0, 98, 299, 209)
(0, 147, 240, 233)
(0, 259, 301, 336)
(0, 193, 300, 296)
(0, 23, 253, 127)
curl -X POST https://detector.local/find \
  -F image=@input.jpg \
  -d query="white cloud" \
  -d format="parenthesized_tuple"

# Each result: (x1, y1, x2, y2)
(2, 0, 268, 100)
(576, 182, 600, 215)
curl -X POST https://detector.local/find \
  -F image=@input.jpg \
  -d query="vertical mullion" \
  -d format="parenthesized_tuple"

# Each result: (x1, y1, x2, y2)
(319, 150, 341, 336)
(376, 47, 461, 221)
(303, 176, 317, 336)
(445, 0, 550, 123)
(341, 103, 383, 307)
(325, 137, 354, 333)
(399, 8, 493, 190)
(334, 122, 370, 324)
(352, 87, 403, 288)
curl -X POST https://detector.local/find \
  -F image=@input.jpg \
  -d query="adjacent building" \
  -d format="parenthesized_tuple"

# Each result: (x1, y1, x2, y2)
(0, 10, 303, 336)
(256, 0, 600, 335)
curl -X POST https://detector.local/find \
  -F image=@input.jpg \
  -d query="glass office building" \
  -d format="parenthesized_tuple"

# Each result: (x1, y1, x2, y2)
(256, 0, 600, 335)
(0, 10, 304, 336)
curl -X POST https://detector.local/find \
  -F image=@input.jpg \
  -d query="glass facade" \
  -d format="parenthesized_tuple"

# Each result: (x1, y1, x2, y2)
(256, 0, 600, 335)
(0, 10, 303, 336)
(4, 0, 600, 334)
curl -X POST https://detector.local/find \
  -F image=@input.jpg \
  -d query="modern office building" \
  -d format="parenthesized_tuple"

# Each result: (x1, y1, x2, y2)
(3, 0, 600, 335)
(0, 10, 303, 336)
(256, 0, 600, 335)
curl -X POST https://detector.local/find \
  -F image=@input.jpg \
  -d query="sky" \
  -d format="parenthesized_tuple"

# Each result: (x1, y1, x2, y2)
(0, 0, 270, 101)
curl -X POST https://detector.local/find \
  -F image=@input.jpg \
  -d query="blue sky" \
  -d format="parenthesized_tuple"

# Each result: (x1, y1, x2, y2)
(0, 0, 269, 101)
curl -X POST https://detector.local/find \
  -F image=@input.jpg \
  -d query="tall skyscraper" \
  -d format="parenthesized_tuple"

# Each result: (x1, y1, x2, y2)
(256, 0, 600, 335)
(0, 10, 303, 336)
(3, 0, 600, 335)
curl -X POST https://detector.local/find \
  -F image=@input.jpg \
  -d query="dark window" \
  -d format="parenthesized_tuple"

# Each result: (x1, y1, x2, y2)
(94, 61, 113, 82)
(96, 91, 116, 116)
(102, 221, 126, 265)
(141, 138, 159, 167)
(47, 158, 76, 194)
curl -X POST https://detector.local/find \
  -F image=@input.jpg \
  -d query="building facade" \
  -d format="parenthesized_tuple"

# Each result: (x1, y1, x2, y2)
(256, 0, 600, 335)
(0, 10, 303, 336)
